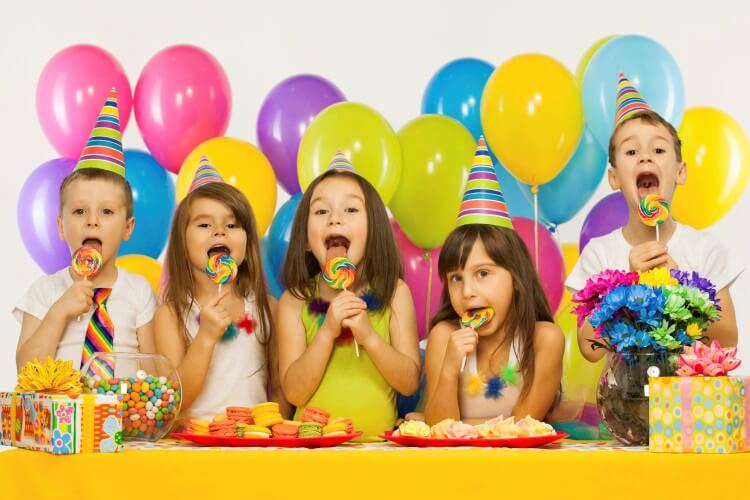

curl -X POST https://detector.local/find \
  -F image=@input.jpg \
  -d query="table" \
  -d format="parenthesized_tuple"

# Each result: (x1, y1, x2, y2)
(1, 440, 745, 499)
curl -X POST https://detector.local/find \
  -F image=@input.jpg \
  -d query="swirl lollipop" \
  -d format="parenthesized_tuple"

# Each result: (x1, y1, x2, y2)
(206, 253, 238, 292)
(322, 256, 360, 357)
(459, 307, 495, 372)
(71, 246, 103, 279)
(638, 195, 670, 240)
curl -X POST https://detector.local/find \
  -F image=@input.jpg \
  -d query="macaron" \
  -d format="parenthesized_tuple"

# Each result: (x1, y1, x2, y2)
(301, 406, 330, 426)
(271, 423, 299, 439)
(209, 420, 237, 436)
(236, 422, 249, 437)
(322, 421, 348, 436)
(185, 418, 210, 435)
(226, 406, 254, 424)
(329, 417, 354, 434)
(298, 422, 323, 438)
(251, 402, 280, 418)
(254, 412, 283, 427)
(244, 425, 271, 438)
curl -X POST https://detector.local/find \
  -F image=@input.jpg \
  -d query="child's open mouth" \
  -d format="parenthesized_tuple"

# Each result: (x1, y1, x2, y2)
(325, 235, 350, 260)
(82, 238, 102, 253)
(207, 245, 230, 258)
(636, 172, 660, 198)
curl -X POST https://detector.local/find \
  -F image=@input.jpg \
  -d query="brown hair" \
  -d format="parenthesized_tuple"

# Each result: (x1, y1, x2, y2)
(608, 110, 682, 168)
(283, 169, 402, 306)
(59, 168, 134, 218)
(430, 224, 553, 394)
(163, 182, 273, 351)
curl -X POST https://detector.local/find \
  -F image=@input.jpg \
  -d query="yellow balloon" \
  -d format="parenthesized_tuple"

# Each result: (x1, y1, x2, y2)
(672, 107, 750, 229)
(556, 304, 604, 405)
(481, 54, 584, 186)
(575, 35, 616, 86)
(298, 102, 402, 204)
(116, 255, 163, 297)
(176, 137, 277, 236)
(556, 242, 580, 315)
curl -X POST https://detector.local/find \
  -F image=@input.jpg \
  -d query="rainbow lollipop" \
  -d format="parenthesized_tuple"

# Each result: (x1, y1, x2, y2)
(322, 256, 360, 357)
(71, 247, 103, 321)
(206, 254, 238, 292)
(638, 195, 670, 241)
(459, 307, 495, 372)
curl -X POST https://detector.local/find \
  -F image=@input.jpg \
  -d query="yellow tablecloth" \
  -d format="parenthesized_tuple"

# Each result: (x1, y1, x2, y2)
(1, 440, 746, 499)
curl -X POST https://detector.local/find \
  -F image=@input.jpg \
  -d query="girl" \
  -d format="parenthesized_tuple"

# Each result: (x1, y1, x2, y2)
(278, 153, 420, 440)
(423, 139, 564, 425)
(154, 158, 288, 420)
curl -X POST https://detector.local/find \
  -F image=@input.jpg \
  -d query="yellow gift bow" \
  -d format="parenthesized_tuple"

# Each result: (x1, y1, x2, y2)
(15, 357, 83, 397)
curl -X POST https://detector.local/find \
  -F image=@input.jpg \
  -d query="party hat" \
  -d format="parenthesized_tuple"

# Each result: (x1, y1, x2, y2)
(456, 137, 512, 229)
(327, 151, 357, 173)
(615, 73, 652, 126)
(188, 155, 225, 193)
(74, 88, 125, 177)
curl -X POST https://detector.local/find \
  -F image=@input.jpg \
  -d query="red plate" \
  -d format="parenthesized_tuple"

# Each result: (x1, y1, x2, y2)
(172, 432, 362, 448)
(380, 431, 567, 448)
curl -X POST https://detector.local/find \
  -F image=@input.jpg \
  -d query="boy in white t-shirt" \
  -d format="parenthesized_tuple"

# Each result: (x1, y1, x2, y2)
(14, 90, 157, 371)
(566, 74, 742, 362)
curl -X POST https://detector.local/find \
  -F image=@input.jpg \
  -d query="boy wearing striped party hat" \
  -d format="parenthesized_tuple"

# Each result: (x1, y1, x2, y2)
(15, 88, 157, 373)
(423, 136, 563, 426)
(566, 73, 742, 362)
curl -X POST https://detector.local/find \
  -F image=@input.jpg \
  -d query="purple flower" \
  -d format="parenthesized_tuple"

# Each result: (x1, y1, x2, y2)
(669, 270, 718, 305)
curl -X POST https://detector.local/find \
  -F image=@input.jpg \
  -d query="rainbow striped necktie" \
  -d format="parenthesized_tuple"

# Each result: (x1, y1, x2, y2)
(81, 288, 115, 378)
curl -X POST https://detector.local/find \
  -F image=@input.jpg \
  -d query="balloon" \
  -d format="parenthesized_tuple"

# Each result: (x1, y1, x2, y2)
(520, 127, 608, 226)
(267, 193, 302, 282)
(297, 102, 402, 204)
(557, 242, 580, 315)
(390, 115, 475, 249)
(579, 192, 628, 252)
(17, 158, 76, 274)
(421, 58, 494, 139)
(392, 221, 441, 340)
(177, 138, 277, 236)
(135, 45, 231, 173)
(36, 45, 132, 159)
(481, 54, 583, 186)
(575, 36, 616, 86)
(582, 34, 684, 149)
(116, 255, 163, 296)
(260, 238, 284, 299)
(119, 150, 175, 259)
(257, 75, 346, 195)
(495, 159, 537, 221)
(511, 217, 564, 312)
(672, 107, 750, 229)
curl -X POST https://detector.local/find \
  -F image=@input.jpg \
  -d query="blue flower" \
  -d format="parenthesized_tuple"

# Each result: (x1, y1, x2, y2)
(51, 429, 72, 454)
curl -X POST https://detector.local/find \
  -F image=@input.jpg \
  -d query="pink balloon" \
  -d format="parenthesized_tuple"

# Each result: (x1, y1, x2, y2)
(511, 217, 564, 313)
(36, 45, 132, 158)
(134, 45, 231, 173)
(392, 221, 442, 340)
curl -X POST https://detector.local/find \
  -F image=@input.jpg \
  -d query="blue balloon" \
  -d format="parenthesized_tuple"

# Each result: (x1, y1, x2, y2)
(496, 157, 540, 222)
(520, 127, 608, 225)
(267, 193, 302, 278)
(422, 58, 494, 138)
(582, 34, 685, 149)
(119, 149, 175, 259)
(261, 237, 284, 298)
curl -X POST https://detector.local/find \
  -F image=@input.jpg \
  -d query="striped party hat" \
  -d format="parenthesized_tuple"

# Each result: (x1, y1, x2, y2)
(327, 151, 357, 174)
(456, 137, 512, 229)
(74, 88, 125, 177)
(188, 155, 225, 193)
(615, 73, 652, 127)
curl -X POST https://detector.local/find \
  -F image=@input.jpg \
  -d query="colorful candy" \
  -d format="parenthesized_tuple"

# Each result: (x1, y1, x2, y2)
(206, 253, 238, 285)
(71, 246, 103, 278)
(322, 257, 357, 290)
(461, 307, 495, 329)
(638, 194, 670, 227)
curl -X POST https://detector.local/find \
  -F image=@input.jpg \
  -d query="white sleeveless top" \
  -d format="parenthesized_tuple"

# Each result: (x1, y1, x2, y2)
(458, 339, 524, 420)
(184, 293, 268, 420)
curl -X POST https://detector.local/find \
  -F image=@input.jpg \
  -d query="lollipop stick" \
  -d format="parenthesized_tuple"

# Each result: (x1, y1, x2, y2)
(219, 283, 223, 295)
(343, 285, 360, 358)
(77, 276, 87, 322)
(461, 356, 467, 373)
(656, 225, 660, 242)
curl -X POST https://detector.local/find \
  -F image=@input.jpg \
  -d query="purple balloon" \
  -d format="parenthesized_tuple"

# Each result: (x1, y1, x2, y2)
(257, 74, 345, 194)
(18, 158, 76, 273)
(579, 192, 629, 252)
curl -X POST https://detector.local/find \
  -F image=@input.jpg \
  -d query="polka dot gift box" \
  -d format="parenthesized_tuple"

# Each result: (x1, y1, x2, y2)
(649, 341, 748, 453)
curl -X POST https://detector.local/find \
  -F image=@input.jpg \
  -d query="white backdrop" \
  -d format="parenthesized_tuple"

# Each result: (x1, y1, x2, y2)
(1, 0, 748, 388)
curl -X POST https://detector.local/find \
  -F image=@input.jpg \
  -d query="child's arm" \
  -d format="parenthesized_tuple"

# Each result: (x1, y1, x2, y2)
(153, 291, 231, 410)
(16, 279, 94, 370)
(345, 280, 421, 395)
(577, 320, 607, 362)
(512, 321, 565, 420)
(705, 287, 738, 347)
(423, 321, 477, 425)
(266, 295, 292, 418)
(136, 321, 156, 354)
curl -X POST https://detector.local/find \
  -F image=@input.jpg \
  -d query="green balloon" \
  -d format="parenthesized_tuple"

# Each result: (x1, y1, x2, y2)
(576, 35, 617, 86)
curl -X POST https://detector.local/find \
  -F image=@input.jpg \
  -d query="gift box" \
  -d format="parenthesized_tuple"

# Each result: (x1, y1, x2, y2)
(0, 391, 122, 454)
(649, 376, 748, 453)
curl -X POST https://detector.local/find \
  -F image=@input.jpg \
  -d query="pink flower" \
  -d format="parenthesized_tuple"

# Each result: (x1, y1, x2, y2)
(676, 340, 741, 377)
(572, 270, 639, 327)
(55, 405, 74, 424)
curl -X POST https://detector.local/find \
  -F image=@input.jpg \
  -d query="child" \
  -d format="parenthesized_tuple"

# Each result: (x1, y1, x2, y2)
(14, 90, 157, 371)
(566, 74, 743, 361)
(154, 157, 287, 421)
(277, 152, 420, 440)
(423, 138, 564, 425)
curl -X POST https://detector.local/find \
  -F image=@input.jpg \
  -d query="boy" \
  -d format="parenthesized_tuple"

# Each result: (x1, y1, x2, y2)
(566, 74, 742, 361)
